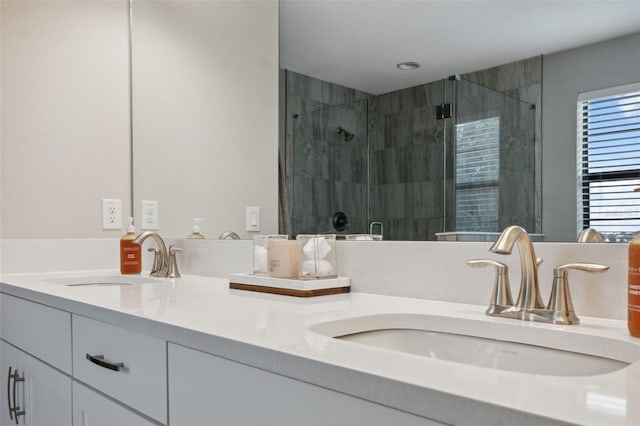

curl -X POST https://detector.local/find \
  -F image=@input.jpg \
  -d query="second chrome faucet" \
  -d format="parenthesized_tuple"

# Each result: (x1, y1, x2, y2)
(133, 231, 182, 278)
(469, 225, 609, 325)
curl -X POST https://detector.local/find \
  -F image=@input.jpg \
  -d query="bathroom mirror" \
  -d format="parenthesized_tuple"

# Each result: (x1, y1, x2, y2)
(131, 0, 640, 242)
(131, 0, 279, 240)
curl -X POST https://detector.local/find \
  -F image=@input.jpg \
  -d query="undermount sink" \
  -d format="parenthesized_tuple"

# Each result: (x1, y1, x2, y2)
(309, 313, 640, 377)
(46, 275, 161, 287)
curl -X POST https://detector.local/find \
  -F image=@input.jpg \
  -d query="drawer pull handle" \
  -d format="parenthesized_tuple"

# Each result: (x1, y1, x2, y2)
(85, 354, 125, 372)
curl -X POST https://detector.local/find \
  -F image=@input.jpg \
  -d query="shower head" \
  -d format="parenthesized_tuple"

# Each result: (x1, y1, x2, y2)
(336, 127, 355, 142)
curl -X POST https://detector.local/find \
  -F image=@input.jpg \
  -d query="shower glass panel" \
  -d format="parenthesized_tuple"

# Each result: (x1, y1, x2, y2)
(291, 99, 369, 236)
(368, 79, 447, 241)
(451, 78, 536, 233)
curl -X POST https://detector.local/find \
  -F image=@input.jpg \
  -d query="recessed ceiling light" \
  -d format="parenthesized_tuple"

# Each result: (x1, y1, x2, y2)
(397, 61, 420, 70)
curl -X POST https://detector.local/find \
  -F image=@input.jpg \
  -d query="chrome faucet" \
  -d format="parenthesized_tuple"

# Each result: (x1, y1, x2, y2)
(490, 225, 544, 311)
(133, 231, 169, 277)
(470, 225, 609, 325)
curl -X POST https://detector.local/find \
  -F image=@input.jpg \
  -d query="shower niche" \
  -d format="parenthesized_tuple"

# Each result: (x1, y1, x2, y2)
(285, 72, 537, 241)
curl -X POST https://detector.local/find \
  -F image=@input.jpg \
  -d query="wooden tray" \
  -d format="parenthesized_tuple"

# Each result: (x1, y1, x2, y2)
(229, 273, 350, 298)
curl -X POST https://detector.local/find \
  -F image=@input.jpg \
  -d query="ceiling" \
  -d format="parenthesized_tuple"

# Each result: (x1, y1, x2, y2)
(279, 0, 640, 95)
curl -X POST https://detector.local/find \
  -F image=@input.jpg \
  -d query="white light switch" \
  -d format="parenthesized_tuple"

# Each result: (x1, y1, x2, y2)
(246, 207, 260, 232)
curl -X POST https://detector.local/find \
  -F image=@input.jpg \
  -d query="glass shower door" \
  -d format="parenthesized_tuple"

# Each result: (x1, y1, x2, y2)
(290, 99, 369, 236)
(451, 78, 537, 233)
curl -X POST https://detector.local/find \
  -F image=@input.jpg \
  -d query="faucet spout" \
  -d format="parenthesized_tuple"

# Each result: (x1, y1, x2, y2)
(133, 231, 169, 277)
(490, 226, 543, 310)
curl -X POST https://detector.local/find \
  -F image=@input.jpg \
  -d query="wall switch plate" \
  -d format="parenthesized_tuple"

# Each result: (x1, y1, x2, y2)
(246, 206, 261, 232)
(102, 199, 122, 230)
(141, 200, 159, 230)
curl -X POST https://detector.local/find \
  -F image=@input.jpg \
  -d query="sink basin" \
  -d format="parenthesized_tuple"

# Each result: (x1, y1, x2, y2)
(46, 275, 161, 287)
(309, 313, 640, 377)
(339, 328, 626, 376)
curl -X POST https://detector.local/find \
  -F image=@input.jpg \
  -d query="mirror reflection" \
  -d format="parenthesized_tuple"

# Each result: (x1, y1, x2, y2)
(278, 1, 640, 242)
(284, 72, 538, 241)
(131, 1, 640, 242)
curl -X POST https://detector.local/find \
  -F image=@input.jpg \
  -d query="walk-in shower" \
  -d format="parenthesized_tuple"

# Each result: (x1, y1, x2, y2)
(287, 75, 537, 240)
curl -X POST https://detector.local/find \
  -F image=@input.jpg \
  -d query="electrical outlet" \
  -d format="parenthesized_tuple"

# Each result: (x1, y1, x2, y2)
(141, 200, 159, 230)
(102, 199, 122, 230)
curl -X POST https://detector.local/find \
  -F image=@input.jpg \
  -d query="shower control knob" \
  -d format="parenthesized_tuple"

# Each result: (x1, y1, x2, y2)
(332, 211, 349, 232)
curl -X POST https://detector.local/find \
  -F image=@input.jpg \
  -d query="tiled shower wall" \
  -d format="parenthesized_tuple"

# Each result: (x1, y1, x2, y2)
(368, 81, 450, 240)
(282, 57, 542, 240)
(291, 99, 369, 235)
(283, 71, 371, 235)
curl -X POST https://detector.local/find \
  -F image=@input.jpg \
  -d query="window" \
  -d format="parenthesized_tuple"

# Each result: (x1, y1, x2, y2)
(579, 84, 640, 242)
(455, 117, 500, 232)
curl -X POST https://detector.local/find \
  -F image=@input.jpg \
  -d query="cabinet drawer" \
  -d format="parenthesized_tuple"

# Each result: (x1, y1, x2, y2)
(0, 293, 71, 373)
(72, 315, 166, 424)
(73, 381, 157, 426)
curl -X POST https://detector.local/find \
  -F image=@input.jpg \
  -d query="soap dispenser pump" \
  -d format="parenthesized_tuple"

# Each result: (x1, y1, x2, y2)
(188, 218, 205, 239)
(120, 217, 141, 274)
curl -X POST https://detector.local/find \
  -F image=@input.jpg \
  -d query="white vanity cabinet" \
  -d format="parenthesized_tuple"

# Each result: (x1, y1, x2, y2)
(0, 341, 72, 426)
(0, 292, 166, 426)
(168, 343, 444, 426)
(0, 293, 72, 426)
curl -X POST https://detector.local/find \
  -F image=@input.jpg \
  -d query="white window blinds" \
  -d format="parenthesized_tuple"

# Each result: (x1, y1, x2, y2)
(455, 117, 500, 232)
(579, 87, 640, 242)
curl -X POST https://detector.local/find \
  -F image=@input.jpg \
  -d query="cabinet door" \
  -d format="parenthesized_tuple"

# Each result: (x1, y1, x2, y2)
(72, 381, 157, 426)
(0, 341, 71, 426)
(168, 343, 444, 426)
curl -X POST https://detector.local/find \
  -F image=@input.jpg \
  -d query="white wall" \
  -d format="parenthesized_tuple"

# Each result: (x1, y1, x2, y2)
(0, 0, 279, 240)
(131, 1, 279, 239)
(542, 32, 640, 241)
(1, 0, 131, 238)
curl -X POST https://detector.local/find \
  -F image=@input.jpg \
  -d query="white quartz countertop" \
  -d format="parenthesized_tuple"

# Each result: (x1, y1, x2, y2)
(1, 271, 639, 426)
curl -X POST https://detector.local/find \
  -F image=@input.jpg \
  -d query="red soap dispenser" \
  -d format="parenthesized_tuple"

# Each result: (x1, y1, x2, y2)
(120, 217, 141, 275)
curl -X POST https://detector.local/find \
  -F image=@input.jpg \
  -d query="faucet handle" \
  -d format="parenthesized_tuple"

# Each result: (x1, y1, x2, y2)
(546, 262, 609, 325)
(168, 245, 183, 279)
(467, 259, 513, 311)
(147, 248, 161, 275)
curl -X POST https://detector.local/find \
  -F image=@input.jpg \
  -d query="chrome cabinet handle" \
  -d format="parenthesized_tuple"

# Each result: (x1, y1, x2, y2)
(85, 354, 125, 372)
(7, 367, 14, 421)
(10, 368, 25, 424)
